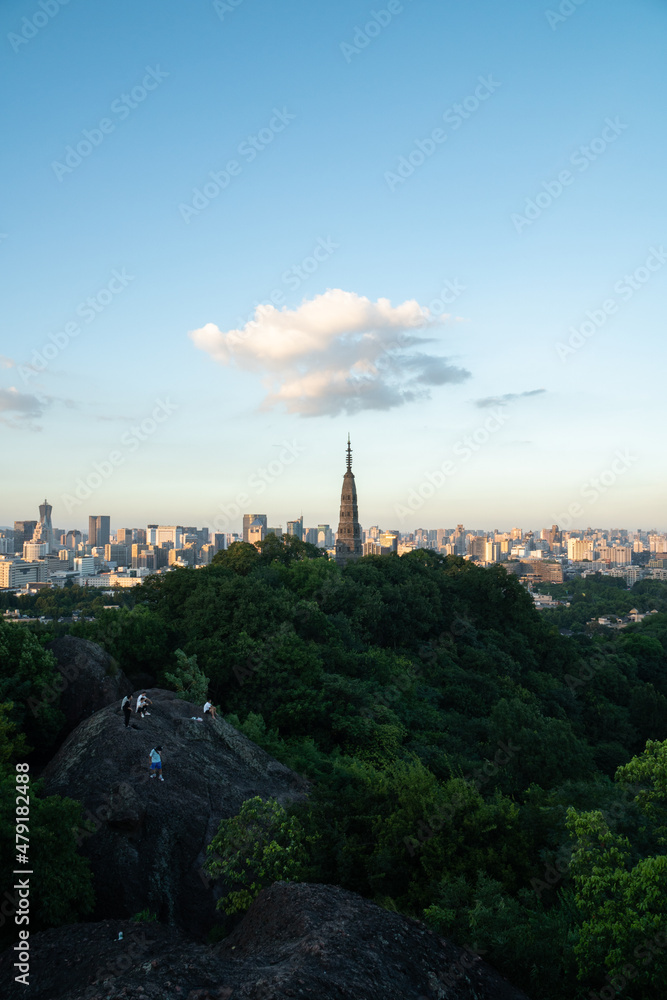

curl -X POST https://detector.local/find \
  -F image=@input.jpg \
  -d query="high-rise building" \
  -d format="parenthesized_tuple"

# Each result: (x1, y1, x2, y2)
(243, 514, 267, 543)
(287, 517, 304, 540)
(116, 528, 133, 544)
(147, 525, 184, 548)
(65, 529, 82, 550)
(247, 518, 266, 546)
(14, 521, 37, 553)
(317, 524, 334, 547)
(378, 531, 399, 553)
(89, 515, 111, 548)
(335, 436, 362, 567)
(105, 544, 128, 566)
(31, 499, 55, 551)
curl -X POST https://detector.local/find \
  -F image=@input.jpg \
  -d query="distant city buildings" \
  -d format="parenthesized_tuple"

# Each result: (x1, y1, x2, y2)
(2, 472, 667, 595)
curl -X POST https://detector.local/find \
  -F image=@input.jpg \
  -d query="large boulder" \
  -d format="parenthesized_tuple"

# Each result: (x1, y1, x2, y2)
(0, 883, 532, 1000)
(41, 689, 307, 937)
(46, 636, 131, 733)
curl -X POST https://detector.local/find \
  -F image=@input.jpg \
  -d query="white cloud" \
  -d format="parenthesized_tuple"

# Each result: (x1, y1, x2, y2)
(189, 289, 470, 416)
(0, 355, 15, 369)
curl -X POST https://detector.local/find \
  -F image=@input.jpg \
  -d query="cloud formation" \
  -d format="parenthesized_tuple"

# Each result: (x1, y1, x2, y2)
(474, 389, 546, 409)
(0, 387, 49, 429)
(0, 355, 15, 369)
(189, 289, 470, 416)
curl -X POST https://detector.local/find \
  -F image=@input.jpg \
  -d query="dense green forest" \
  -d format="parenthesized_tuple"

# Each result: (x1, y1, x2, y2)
(2, 540, 667, 998)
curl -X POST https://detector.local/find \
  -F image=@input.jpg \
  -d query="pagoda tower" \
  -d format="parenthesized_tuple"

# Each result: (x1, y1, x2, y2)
(335, 436, 362, 566)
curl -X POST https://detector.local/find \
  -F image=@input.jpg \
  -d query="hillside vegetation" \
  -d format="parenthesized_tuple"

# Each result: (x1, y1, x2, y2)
(3, 540, 667, 998)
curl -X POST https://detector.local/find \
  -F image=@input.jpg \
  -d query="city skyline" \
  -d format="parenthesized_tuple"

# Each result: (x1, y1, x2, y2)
(2, 1, 666, 529)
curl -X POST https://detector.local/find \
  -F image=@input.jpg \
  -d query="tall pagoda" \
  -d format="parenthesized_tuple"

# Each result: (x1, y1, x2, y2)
(335, 436, 362, 566)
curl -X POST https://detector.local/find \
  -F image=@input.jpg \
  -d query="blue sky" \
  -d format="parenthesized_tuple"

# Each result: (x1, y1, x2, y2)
(1, 0, 665, 533)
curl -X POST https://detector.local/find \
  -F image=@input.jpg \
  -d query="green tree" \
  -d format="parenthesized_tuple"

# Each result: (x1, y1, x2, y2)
(0, 619, 64, 751)
(205, 796, 315, 914)
(0, 775, 94, 945)
(163, 648, 210, 703)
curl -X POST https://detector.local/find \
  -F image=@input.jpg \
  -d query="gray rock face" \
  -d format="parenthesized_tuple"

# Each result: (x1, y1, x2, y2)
(46, 636, 131, 733)
(41, 688, 308, 937)
(0, 883, 532, 1000)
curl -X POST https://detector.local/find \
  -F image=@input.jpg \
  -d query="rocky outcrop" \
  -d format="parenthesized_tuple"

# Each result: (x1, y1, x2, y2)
(46, 636, 131, 733)
(41, 689, 308, 937)
(0, 882, 532, 1000)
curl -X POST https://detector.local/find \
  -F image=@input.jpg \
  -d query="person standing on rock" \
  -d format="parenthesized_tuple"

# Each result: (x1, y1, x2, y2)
(149, 746, 164, 781)
(136, 693, 152, 718)
(121, 694, 134, 729)
(203, 699, 217, 721)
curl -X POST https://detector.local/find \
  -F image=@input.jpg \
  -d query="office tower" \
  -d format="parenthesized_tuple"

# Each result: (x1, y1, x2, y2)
(146, 525, 184, 548)
(469, 536, 488, 560)
(105, 544, 128, 566)
(135, 528, 147, 544)
(317, 524, 334, 547)
(305, 528, 319, 545)
(14, 521, 37, 553)
(335, 436, 362, 566)
(213, 533, 226, 552)
(267, 526, 283, 538)
(89, 515, 110, 548)
(243, 513, 267, 543)
(116, 528, 133, 544)
(31, 499, 54, 551)
(247, 518, 266, 546)
(379, 531, 399, 553)
(65, 529, 82, 550)
(287, 517, 304, 540)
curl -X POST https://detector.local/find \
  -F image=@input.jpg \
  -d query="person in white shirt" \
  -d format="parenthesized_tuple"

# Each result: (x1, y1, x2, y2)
(136, 693, 152, 718)
(203, 700, 217, 720)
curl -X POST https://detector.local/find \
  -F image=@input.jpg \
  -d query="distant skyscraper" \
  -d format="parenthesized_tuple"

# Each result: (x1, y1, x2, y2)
(89, 515, 110, 548)
(335, 436, 362, 567)
(14, 520, 37, 553)
(287, 517, 304, 540)
(243, 513, 267, 543)
(31, 499, 55, 552)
